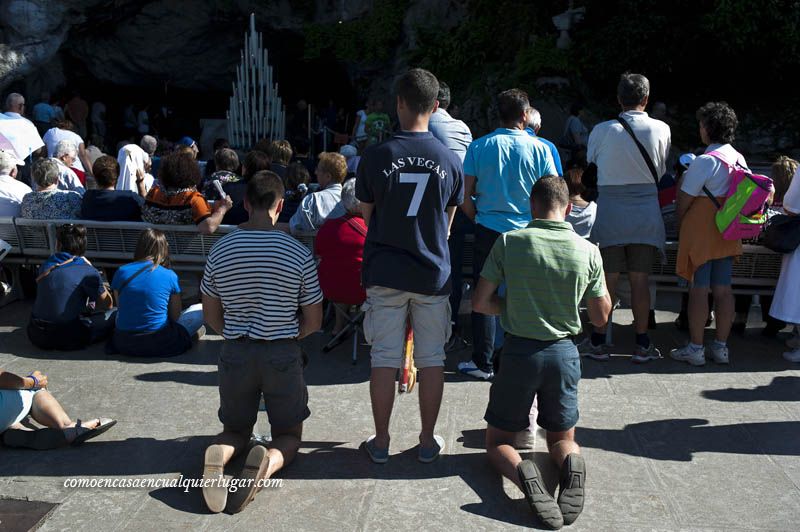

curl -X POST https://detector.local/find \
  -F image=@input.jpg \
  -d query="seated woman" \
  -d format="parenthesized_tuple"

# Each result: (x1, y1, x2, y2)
(564, 166, 596, 239)
(201, 147, 241, 200)
(315, 178, 367, 335)
(1, 368, 116, 449)
(51, 140, 86, 192)
(108, 228, 205, 357)
(221, 150, 272, 225)
(27, 224, 116, 350)
(43, 119, 94, 179)
(278, 162, 310, 224)
(142, 152, 232, 234)
(20, 158, 82, 219)
(80, 155, 144, 221)
(289, 152, 347, 234)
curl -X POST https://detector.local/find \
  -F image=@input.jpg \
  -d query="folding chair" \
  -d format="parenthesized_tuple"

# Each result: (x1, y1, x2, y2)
(322, 302, 364, 364)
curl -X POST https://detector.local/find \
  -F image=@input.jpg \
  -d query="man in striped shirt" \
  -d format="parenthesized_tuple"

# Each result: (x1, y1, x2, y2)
(200, 171, 323, 514)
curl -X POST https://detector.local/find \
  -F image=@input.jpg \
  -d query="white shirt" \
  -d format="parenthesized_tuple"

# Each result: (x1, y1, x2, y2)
(43, 128, 85, 172)
(0, 173, 33, 216)
(355, 110, 368, 139)
(783, 167, 800, 214)
(587, 110, 671, 186)
(0, 113, 45, 157)
(681, 144, 747, 197)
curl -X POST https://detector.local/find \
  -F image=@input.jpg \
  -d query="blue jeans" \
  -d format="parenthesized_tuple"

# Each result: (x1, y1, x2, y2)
(471, 223, 502, 372)
(693, 257, 733, 287)
(176, 303, 204, 336)
(448, 211, 474, 331)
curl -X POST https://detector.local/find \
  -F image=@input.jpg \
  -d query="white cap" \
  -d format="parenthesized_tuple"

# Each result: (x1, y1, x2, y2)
(0, 148, 23, 168)
(339, 144, 357, 158)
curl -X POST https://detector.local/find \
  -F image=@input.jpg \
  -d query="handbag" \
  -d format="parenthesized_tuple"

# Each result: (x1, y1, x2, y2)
(761, 214, 800, 253)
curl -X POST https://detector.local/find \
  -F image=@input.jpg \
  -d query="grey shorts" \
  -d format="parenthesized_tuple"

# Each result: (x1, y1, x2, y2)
(362, 286, 450, 369)
(600, 244, 658, 274)
(217, 338, 310, 432)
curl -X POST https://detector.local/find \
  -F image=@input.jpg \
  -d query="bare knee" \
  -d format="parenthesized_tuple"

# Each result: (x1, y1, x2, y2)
(486, 424, 515, 450)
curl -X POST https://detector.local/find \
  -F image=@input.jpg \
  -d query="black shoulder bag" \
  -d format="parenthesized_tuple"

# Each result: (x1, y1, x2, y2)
(616, 116, 659, 184)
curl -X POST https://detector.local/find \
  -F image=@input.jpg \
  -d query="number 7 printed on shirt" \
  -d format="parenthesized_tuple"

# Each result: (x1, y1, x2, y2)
(399, 172, 430, 217)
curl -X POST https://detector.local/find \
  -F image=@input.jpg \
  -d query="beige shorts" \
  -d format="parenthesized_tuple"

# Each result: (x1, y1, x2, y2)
(362, 286, 450, 369)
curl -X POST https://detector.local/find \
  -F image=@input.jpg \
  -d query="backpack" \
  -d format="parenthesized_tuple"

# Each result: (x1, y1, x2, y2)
(702, 150, 773, 241)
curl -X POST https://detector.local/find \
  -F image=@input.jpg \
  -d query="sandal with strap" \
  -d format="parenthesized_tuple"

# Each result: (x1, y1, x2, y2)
(70, 418, 117, 446)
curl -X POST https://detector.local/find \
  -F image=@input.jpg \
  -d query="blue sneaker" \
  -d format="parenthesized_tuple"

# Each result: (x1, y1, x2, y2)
(418, 435, 445, 463)
(363, 435, 389, 464)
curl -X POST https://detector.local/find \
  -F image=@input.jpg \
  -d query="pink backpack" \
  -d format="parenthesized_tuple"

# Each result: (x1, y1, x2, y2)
(702, 149, 773, 240)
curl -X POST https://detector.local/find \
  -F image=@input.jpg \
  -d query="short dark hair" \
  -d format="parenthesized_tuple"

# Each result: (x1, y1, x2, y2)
(159, 152, 202, 189)
(92, 155, 120, 188)
(213, 138, 230, 152)
(286, 162, 310, 200)
(617, 73, 650, 107)
(437, 81, 451, 110)
(531, 176, 569, 213)
(696, 101, 738, 144)
(252, 137, 272, 155)
(394, 68, 439, 115)
(564, 167, 585, 198)
(214, 148, 239, 173)
(242, 150, 272, 179)
(246, 170, 284, 211)
(497, 89, 530, 124)
(57, 224, 87, 256)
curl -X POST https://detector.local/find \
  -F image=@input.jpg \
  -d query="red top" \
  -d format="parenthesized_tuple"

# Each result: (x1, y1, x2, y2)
(315, 214, 367, 305)
(71, 167, 86, 187)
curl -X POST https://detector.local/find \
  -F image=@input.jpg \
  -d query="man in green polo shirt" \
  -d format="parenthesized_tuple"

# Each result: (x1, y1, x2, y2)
(473, 176, 611, 530)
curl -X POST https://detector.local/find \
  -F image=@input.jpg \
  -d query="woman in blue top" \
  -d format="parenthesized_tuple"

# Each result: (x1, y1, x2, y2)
(108, 228, 204, 357)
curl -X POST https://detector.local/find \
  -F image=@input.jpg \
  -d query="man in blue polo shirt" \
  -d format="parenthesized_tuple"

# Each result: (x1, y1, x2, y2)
(356, 68, 464, 464)
(458, 89, 557, 380)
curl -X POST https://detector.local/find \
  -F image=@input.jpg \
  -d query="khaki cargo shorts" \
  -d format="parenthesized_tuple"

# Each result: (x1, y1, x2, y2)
(362, 286, 450, 369)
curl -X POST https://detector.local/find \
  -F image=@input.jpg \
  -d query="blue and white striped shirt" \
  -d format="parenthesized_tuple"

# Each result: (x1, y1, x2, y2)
(201, 229, 322, 340)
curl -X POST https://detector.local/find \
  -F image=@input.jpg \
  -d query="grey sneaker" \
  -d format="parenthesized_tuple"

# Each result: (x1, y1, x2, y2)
(632, 342, 662, 364)
(576, 337, 609, 361)
(670, 344, 706, 366)
(709, 344, 729, 364)
(517, 459, 564, 530)
(418, 435, 445, 463)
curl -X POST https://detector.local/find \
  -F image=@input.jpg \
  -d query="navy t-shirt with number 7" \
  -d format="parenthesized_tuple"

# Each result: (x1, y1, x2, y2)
(356, 131, 464, 296)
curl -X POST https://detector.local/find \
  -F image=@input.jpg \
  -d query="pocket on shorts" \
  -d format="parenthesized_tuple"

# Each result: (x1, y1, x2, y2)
(268, 342, 303, 372)
(361, 300, 374, 345)
(219, 343, 247, 369)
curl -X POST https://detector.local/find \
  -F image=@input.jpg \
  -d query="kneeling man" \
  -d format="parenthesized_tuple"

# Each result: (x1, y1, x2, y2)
(473, 176, 611, 529)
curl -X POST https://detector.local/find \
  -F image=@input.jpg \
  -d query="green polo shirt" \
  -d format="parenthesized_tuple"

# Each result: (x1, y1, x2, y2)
(480, 219, 606, 341)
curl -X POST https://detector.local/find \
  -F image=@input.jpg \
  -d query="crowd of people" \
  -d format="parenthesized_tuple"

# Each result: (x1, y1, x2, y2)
(1, 66, 799, 527)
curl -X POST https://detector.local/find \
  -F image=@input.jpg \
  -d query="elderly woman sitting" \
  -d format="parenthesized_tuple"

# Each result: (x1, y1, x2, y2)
(20, 159, 83, 219)
(52, 139, 86, 193)
(315, 178, 367, 335)
(1, 368, 115, 449)
(289, 152, 347, 234)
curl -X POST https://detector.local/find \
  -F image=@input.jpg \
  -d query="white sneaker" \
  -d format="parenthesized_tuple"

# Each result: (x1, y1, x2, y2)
(670, 344, 706, 366)
(576, 337, 609, 361)
(783, 348, 800, 363)
(457, 361, 494, 380)
(709, 344, 729, 364)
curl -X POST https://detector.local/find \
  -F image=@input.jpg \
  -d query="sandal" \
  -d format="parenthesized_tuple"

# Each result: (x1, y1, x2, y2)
(70, 418, 117, 446)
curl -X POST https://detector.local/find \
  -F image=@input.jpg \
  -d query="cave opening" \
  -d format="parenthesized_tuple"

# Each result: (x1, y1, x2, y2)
(29, 22, 358, 153)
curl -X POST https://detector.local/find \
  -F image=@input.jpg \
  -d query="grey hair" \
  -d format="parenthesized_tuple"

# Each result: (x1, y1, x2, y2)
(4, 92, 24, 111)
(140, 135, 157, 155)
(54, 139, 77, 158)
(529, 107, 542, 131)
(341, 178, 359, 213)
(32, 158, 60, 188)
(0, 150, 18, 174)
(617, 72, 650, 107)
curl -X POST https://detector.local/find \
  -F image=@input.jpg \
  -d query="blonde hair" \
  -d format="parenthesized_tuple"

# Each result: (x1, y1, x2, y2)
(771, 155, 799, 203)
(317, 152, 348, 184)
(134, 228, 171, 270)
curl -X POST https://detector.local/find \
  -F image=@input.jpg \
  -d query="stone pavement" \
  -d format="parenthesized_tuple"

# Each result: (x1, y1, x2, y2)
(1, 294, 799, 531)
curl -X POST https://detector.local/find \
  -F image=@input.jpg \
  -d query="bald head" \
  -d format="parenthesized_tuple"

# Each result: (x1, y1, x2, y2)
(4, 93, 24, 114)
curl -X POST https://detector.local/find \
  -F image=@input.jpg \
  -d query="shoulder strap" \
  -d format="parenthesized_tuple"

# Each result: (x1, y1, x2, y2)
(616, 116, 659, 184)
(117, 263, 152, 294)
(36, 256, 79, 283)
(345, 216, 368, 237)
(706, 148, 749, 171)
(702, 186, 723, 209)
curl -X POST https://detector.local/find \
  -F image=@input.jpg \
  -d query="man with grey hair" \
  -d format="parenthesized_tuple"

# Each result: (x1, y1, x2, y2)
(0, 92, 45, 168)
(525, 107, 563, 176)
(0, 149, 32, 216)
(52, 140, 86, 194)
(140, 135, 157, 156)
(580, 72, 671, 363)
(4, 93, 25, 116)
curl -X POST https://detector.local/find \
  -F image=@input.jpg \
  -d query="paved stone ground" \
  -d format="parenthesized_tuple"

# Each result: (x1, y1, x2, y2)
(1, 294, 799, 531)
